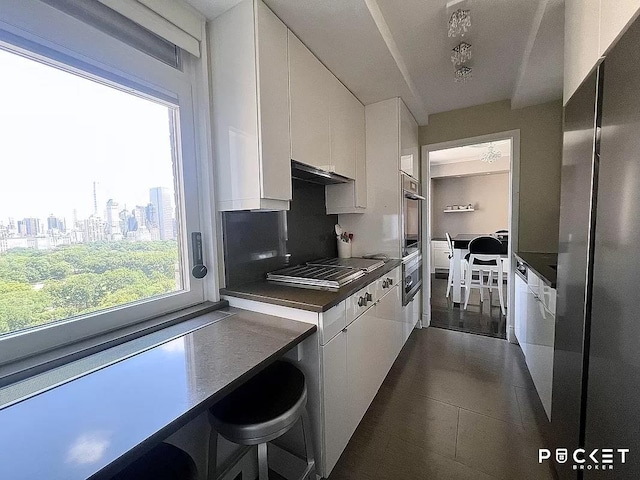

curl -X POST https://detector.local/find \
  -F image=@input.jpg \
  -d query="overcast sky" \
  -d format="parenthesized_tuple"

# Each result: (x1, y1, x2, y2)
(0, 47, 176, 225)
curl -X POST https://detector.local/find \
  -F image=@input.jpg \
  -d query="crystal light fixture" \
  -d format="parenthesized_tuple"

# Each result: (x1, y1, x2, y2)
(451, 42, 472, 66)
(448, 9, 471, 37)
(454, 66, 472, 83)
(481, 143, 502, 163)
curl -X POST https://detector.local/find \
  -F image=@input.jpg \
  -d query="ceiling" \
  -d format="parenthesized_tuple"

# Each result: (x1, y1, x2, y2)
(429, 139, 511, 165)
(187, 0, 564, 125)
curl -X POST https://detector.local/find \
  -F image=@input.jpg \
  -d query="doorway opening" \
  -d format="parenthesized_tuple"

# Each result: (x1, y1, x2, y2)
(421, 131, 520, 341)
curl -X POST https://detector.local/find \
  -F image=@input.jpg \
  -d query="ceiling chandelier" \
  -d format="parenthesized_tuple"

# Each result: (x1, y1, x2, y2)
(448, 9, 471, 37)
(454, 66, 472, 83)
(451, 42, 472, 66)
(481, 143, 502, 163)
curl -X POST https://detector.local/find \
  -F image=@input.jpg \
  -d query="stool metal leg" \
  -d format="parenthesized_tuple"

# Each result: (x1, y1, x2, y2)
(207, 424, 218, 480)
(301, 410, 316, 480)
(257, 442, 269, 480)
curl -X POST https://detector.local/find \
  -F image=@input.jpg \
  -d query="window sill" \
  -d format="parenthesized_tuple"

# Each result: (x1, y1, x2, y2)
(0, 300, 228, 388)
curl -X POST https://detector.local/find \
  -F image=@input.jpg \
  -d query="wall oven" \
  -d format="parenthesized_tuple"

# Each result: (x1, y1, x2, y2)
(402, 253, 422, 306)
(401, 173, 424, 259)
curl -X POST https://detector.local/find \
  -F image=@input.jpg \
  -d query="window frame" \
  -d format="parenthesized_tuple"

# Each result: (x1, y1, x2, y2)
(0, 0, 211, 366)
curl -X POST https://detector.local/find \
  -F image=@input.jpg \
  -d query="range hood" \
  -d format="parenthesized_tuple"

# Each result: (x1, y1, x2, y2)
(291, 160, 351, 185)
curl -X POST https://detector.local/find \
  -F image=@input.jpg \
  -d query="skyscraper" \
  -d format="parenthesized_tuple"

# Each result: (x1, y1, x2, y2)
(149, 187, 174, 240)
(18, 218, 40, 236)
(105, 199, 122, 241)
(83, 215, 105, 243)
(47, 214, 65, 233)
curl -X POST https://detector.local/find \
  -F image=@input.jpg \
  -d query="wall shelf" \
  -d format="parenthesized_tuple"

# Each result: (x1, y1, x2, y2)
(444, 207, 475, 213)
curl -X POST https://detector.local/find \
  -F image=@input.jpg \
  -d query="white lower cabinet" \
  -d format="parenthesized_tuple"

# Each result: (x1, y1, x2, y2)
(223, 267, 410, 477)
(431, 240, 450, 272)
(375, 284, 403, 365)
(320, 330, 349, 474)
(346, 307, 382, 430)
(514, 273, 528, 349)
(514, 269, 555, 421)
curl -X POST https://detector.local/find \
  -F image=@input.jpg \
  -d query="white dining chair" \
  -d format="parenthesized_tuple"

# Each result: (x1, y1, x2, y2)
(463, 236, 506, 315)
(445, 233, 467, 299)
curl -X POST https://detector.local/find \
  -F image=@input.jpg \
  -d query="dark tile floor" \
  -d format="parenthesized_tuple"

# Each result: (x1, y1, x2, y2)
(430, 273, 507, 339)
(328, 327, 554, 480)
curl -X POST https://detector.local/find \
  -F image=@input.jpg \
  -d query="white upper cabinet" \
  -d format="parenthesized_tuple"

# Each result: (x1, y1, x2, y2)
(399, 100, 419, 179)
(564, 0, 600, 104)
(289, 31, 332, 171)
(329, 75, 357, 179)
(211, 0, 291, 211)
(326, 90, 367, 214)
(599, 0, 640, 56)
(564, 0, 640, 104)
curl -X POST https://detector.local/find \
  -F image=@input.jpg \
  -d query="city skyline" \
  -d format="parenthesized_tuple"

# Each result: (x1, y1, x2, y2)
(0, 184, 177, 253)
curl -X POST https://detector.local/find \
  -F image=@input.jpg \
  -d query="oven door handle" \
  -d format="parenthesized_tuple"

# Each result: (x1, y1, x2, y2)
(405, 276, 414, 291)
(404, 192, 426, 201)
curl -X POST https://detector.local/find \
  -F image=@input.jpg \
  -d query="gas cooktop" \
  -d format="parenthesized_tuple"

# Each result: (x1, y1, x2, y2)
(266, 257, 384, 290)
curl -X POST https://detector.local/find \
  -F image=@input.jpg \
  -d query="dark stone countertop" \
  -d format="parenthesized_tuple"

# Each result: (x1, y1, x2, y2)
(514, 252, 558, 288)
(0, 307, 316, 480)
(221, 259, 403, 312)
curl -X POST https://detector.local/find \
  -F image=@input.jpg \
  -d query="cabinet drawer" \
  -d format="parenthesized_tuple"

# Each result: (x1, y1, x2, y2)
(375, 267, 401, 299)
(346, 285, 375, 326)
(319, 301, 346, 345)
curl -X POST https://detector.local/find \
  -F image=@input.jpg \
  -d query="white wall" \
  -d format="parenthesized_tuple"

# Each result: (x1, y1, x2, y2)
(431, 173, 509, 238)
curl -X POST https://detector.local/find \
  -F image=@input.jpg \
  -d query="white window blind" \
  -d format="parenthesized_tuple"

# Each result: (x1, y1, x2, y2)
(99, 0, 204, 57)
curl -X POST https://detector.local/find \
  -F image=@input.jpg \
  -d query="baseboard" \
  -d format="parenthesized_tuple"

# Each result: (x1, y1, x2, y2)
(507, 325, 517, 344)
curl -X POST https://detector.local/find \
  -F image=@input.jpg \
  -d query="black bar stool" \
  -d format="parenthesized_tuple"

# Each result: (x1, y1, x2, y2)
(208, 361, 315, 480)
(111, 442, 198, 480)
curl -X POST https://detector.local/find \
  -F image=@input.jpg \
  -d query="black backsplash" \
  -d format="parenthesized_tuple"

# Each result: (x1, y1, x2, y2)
(222, 179, 338, 287)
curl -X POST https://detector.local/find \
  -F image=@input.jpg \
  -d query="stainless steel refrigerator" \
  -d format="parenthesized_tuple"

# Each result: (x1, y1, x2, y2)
(552, 15, 640, 480)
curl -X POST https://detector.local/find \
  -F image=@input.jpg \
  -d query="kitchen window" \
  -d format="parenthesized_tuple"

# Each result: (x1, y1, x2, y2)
(0, 0, 211, 366)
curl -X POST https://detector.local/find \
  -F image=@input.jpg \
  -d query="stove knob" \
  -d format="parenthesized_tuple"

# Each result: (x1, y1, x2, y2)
(358, 296, 366, 307)
(387, 277, 394, 286)
(366, 292, 373, 302)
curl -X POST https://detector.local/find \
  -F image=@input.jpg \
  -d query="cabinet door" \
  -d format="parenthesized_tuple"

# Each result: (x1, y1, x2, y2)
(564, 0, 600, 103)
(400, 100, 419, 178)
(256, 1, 291, 202)
(525, 293, 555, 420)
(346, 308, 384, 429)
(324, 94, 366, 213)
(375, 285, 403, 371)
(329, 76, 356, 179)
(599, 0, 640, 57)
(321, 331, 350, 475)
(353, 97, 367, 208)
(431, 245, 450, 271)
(289, 31, 331, 170)
(514, 274, 527, 346)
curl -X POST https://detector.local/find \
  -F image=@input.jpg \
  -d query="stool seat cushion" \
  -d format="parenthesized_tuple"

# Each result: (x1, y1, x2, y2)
(111, 443, 197, 480)
(210, 361, 306, 445)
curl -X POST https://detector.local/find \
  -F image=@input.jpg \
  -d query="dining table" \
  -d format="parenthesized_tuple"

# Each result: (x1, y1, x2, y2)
(450, 233, 509, 305)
